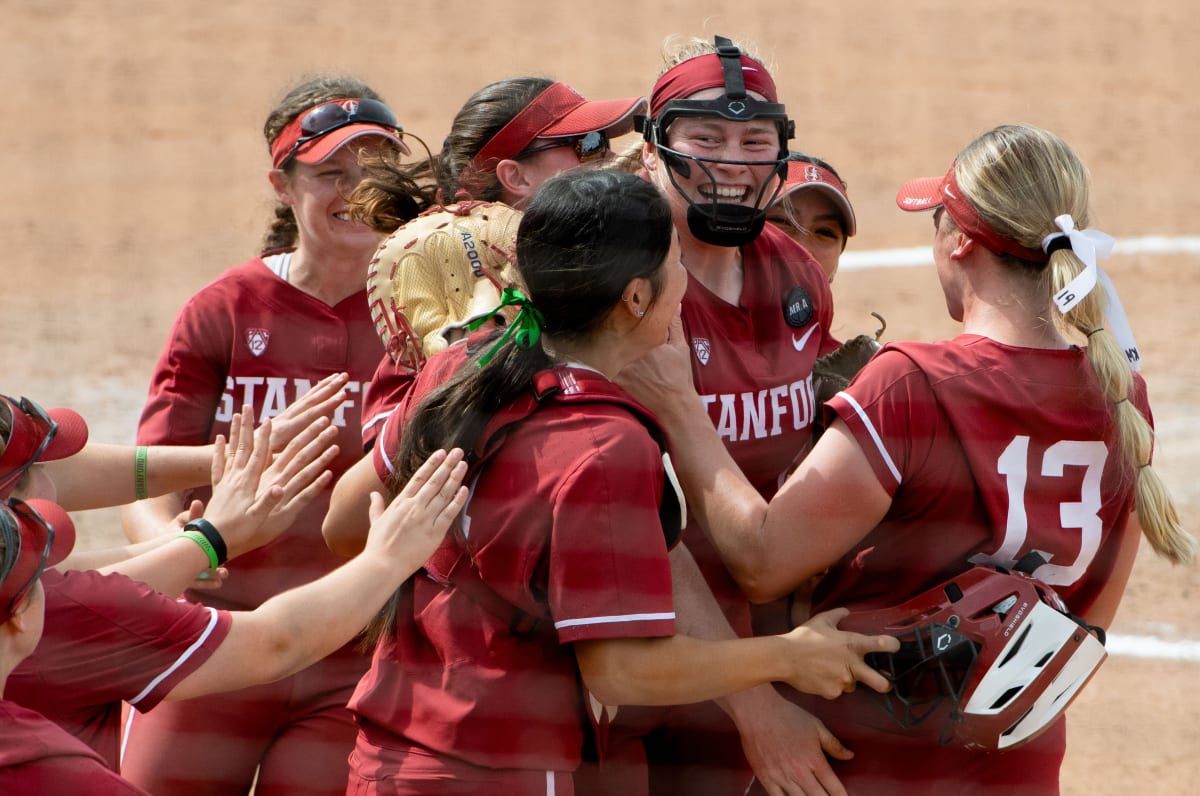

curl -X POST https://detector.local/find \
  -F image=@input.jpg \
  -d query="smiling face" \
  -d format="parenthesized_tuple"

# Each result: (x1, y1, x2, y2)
(269, 139, 391, 260)
(644, 88, 783, 228)
(766, 189, 848, 282)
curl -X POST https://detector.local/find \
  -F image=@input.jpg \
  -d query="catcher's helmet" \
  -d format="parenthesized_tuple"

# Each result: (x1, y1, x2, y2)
(839, 564, 1107, 752)
(634, 35, 793, 248)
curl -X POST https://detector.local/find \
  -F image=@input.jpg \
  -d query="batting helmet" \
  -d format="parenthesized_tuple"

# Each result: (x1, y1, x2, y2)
(838, 563, 1108, 752)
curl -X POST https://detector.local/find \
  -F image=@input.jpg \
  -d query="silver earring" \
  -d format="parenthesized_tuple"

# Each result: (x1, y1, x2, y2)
(635, 308, 645, 318)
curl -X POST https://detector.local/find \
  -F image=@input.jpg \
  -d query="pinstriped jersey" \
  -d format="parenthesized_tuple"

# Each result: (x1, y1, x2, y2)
(352, 364, 676, 772)
(134, 256, 383, 611)
(804, 334, 1149, 791)
(7, 569, 233, 769)
(680, 225, 838, 629)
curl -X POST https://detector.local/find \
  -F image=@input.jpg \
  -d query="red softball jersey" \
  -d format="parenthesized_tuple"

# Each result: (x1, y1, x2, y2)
(797, 335, 1149, 793)
(679, 224, 838, 628)
(135, 255, 383, 610)
(6, 568, 233, 770)
(360, 353, 414, 451)
(351, 364, 678, 774)
(0, 699, 149, 794)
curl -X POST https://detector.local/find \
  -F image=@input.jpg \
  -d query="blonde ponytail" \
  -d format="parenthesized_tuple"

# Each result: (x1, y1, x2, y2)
(959, 123, 1195, 565)
(1049, 247, 1195, 564)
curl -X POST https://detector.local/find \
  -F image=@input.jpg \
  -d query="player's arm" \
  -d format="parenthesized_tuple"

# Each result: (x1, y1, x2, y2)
(70, 410, 340, 596)
(165, 449, 468, 700)
(119, 373, 349, 543)
(573, 608, 896, 708)
(46, 443, 212, 511)
(618, 317, 888, 602)
(1083, 510, 1143, 630)
(322, 451, 386, 557)
(667, 543, 854, 795)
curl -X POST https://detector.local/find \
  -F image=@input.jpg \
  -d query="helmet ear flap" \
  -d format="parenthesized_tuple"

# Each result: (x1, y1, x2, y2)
(661, 149, 691, 179)
(636, 115, 692, 179)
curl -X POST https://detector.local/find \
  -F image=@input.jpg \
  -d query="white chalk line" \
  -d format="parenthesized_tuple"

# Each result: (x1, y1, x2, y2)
(840, 235, 1200, 271)
(1105, 633, 1200, 663)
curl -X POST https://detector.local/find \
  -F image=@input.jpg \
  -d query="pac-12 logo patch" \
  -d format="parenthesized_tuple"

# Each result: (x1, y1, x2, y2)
(692, 337, 712, 366)
(246, 329, 270, 357)
(783, 286, 813, 328)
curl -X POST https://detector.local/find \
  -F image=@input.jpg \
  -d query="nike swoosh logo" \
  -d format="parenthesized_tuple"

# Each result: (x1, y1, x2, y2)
(792, 325, 818, 352)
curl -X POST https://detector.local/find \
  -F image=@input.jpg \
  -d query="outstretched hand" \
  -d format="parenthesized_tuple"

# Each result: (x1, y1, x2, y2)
(780, 607, 901, 700)
(204, 407, 340, 560)
(364, 448, 469, 570)
(267, 372, 349, 455)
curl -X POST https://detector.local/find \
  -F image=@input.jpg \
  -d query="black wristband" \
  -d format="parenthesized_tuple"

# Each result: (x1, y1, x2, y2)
(183, 518, 228, 566)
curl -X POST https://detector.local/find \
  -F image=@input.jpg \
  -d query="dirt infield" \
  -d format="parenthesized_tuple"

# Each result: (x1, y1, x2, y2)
(3, 2, 1197, 793)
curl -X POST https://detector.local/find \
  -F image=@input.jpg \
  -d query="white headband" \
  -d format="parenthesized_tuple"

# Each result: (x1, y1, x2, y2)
(1042, 214, 1140, 370)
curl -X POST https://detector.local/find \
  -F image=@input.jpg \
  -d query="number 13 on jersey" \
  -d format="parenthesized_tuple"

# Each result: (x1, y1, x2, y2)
(969, 435, 1108, 587)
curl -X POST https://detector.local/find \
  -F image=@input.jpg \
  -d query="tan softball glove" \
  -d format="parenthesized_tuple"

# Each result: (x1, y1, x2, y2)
(366, 201, 523, 374)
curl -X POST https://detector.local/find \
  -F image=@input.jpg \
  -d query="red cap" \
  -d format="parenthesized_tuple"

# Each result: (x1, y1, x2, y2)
(0, 397, 89, 499)
(471, 83, 646, 173)
(270, 98, 410, 170)
(0, 498, 75, 622)
(779, 160, 856, 236)
(896, 167, 1046, 262)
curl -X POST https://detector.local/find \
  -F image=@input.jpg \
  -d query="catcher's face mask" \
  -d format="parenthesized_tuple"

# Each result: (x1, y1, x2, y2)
(635, 36, 794, 248)
(845, 563, 1109, 752)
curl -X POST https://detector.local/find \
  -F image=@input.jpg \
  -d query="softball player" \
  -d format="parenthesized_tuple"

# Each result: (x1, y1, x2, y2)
(575, 36, 845, 796)
(1, 393, 467, 773)
(350, 76, 647, 452)
(344, 169, 896, 795)
(324, 77, 647, 551)
(120, 75, 422, 795)
(621, 123, 1193, 793)
(0, 498, 149, 794)
(766, 153, 857, 283)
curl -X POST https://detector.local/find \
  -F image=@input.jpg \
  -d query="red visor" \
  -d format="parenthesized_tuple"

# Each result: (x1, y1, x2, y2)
(270, 98, 410, 170)
(0, 398, 88, 499)
(780, 161, 856, 237)
(896, 167, 1046, 262)
(0, 498, 75, 622)
(470, 83, 646, 173)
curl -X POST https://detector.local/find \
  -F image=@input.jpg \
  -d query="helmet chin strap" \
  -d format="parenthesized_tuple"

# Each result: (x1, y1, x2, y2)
(657, 146, 787, 247)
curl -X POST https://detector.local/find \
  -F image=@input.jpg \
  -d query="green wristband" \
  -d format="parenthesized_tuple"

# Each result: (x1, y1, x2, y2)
(134, 446, 149, 500)
(179, 529, 220, 571)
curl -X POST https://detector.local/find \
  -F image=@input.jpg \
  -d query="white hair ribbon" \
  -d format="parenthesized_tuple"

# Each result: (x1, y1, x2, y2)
(1042, 214, 1141, 370)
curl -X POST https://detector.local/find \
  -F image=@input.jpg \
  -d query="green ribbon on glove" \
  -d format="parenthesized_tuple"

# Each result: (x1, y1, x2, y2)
(466, 287, 546, 367)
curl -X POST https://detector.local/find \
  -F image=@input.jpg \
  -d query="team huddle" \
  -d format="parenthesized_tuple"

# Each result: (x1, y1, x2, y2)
(1, 33, 1194, 796)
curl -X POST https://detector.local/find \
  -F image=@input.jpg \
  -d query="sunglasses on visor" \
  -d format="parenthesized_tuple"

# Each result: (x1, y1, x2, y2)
(0, 396, 58, 496)
(277, 98, 404, 167)
(515, 130, 610, 164)
(1, 498, 54, 617)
